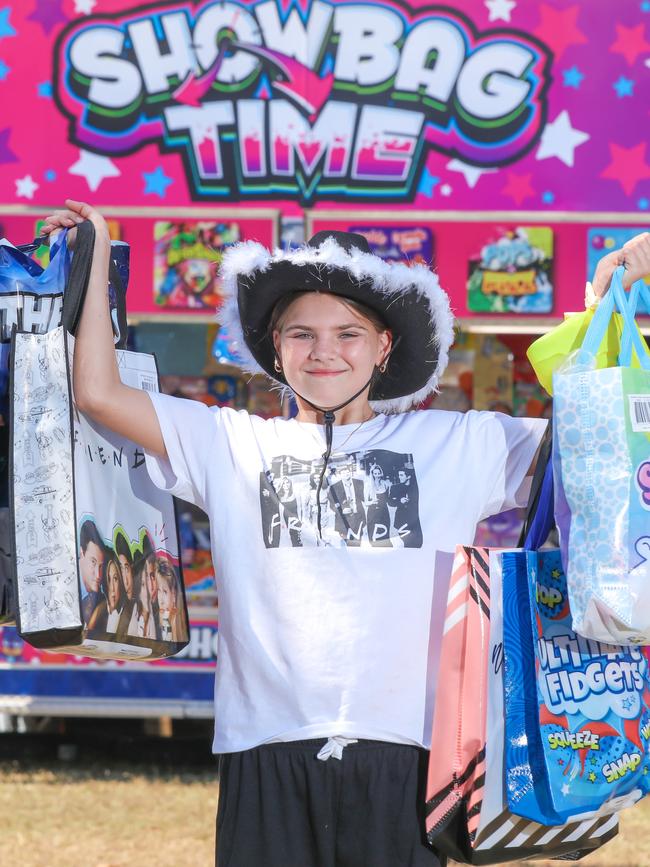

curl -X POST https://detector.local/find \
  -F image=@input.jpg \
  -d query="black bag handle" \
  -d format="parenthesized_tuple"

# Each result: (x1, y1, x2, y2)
(517, 423, 553, 548)
(61, 220, 96, 336)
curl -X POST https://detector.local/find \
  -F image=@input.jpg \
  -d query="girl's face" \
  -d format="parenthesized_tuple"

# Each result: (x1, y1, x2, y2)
(157, 577, 174, 614)
(106, 561, 121, 612)
(272, 293, 391, 415)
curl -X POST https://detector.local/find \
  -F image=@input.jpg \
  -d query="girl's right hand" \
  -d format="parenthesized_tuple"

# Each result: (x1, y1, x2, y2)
(40, 199, 110, 249)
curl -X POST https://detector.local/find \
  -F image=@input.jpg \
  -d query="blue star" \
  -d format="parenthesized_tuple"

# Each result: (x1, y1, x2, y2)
(0, 8, 15, 40)
(613, 76, 634, 98)
(638, 197, 649, 210)
(642, 1, 650, 11)
(143, 166, 173, 198)
(44, 169, 57, 182)
(0, 59, 9, 80)
(37, 81, 53, 98)
(418, 169, 439, 198)
(542, 191, 555, 204)
(562, 66, 584, 89)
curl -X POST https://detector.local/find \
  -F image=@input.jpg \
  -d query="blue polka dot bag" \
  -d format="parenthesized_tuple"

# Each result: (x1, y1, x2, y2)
(553, 269, 650, 644)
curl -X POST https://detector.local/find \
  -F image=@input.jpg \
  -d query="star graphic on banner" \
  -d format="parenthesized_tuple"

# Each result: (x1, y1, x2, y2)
(0, 8, 15, 40)
(561, 783, 570, 795)
(0, 60, 9, 81)
(601, 142, 650, 196)
(447, 159, 496, 189)
(643, 1, 650, 10)
(542, 191, 555, 204)
(534, 4, 587, 60)
(16, 175, 39, 199)
(502, 172, 535, 205)
(37, 81, 53, 98)
(639, 197, 650, 209)
(69, 150, 121, 192)
(622, 696, 635, 710)
(485, 0, 516, 22)
(74, 0, 97, 12)
(417, 168, 440, 198)
(610, 23, 650, 66)
(143, 166, 173, 198)
(613, 76, 635, 97)
(536, 110, 590, 167)
(440, 184, 453, 196)
(588, 772, 597, 782)
(0, 128, 17, 164)
(551, 568, 561, 578)
(44, 169, 57, 182)
(27, 0, 69, 35)
(590, 757, 598, 766)
(562, 66, 584, 88)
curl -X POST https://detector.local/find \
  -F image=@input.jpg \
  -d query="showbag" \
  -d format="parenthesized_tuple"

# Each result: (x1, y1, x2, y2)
(502, 549, 650, 825)
(11, 221, 187, 659)
(553, 271, 650, 643)
(11, 327, 189, 659)
(424, 546, 618, 864)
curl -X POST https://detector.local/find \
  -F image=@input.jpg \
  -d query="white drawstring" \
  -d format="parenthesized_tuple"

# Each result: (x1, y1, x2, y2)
(316, 736, 358, 761)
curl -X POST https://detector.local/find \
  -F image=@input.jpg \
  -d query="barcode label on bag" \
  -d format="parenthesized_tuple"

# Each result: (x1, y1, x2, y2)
(138, 374, 158, 393)
(629, 395, 650, 431)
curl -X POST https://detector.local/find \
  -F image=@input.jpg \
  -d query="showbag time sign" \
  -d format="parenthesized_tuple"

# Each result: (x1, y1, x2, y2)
(54, 1, 551, 204)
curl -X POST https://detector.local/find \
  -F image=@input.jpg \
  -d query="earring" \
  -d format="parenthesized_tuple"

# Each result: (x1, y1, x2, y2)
(379, 361, 388, 373)
(274, 357, 282, 373)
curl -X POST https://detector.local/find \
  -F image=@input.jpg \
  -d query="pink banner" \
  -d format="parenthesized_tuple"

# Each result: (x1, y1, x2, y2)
(0, 0, 647, 213)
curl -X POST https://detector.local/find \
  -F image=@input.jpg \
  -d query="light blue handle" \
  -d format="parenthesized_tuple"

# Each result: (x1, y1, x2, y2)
(610, 268, 650, 370)
(578, 267, 650, 370)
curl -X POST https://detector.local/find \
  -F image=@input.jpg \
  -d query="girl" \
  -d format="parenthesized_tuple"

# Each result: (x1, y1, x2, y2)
(43, 201, 650, 867)
(88, 552, 123, 635)
(154, 557, 187, 643)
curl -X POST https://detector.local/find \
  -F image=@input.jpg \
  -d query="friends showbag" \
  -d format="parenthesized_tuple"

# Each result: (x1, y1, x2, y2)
(553, 270, 650, 643)
(502, 549, 650, 823)
(11, 223, 188, 659)
(425, 546, 618, 864)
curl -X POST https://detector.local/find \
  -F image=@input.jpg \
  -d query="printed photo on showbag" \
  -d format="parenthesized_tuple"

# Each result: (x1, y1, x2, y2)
(529, 550, 650, 819)
(71, 338, 188, 659)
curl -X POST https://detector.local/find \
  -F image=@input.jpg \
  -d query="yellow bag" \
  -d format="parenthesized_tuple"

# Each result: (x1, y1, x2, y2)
(527, 309, 649, 395)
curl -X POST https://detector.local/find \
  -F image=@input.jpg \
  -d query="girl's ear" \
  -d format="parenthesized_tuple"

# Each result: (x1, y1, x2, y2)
(272, 329, 281, 356)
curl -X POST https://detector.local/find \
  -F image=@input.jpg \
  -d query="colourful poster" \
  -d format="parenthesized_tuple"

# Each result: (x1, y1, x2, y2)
(349, 226, 433, 265)
(467, 227, 554, 313)
(0, 2, 645, 213)
(153, 220, 239, 310)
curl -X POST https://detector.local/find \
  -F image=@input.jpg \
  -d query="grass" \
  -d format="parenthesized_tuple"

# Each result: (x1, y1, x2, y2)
(1, 752, 649, 866)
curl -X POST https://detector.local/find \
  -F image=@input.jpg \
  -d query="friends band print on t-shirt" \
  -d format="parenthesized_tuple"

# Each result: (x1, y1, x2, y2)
(259, 449, 423, 549)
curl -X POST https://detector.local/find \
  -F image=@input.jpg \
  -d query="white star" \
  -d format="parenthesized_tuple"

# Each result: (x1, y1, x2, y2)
(447, 159, 497, 189)
(68, 149, 120, 192)
(536, 110, 590, 167)
(485, 0, 517, 22)
(74, 0, 97, 12)
(16, 175, 39, 199)
(561, 783, 570, 795)
(440, 184, 453, 196)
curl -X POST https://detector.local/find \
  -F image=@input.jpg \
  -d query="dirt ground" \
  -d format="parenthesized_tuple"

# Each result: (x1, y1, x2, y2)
(1, 750, 649, 867)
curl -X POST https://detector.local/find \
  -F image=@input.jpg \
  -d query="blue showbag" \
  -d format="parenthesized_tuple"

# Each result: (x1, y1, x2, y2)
(502, 549, 650, 825)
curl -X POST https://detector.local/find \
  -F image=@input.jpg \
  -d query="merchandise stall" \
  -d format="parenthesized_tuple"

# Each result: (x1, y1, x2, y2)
(0, 0, 648, 717)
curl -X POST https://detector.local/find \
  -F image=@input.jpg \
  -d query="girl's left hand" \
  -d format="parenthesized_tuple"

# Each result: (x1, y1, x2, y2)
(592, 231, 650, 298)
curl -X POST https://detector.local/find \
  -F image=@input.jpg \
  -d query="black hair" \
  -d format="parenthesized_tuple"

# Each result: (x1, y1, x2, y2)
(114, 531, 132, 564)
(80, 519, 103, 554)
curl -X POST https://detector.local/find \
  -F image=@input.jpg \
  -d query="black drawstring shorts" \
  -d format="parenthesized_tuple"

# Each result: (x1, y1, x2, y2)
(215, 738, 446, 867)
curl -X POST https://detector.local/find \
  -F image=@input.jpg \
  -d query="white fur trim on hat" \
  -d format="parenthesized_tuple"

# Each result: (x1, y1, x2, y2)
(219, 237, 455, 413)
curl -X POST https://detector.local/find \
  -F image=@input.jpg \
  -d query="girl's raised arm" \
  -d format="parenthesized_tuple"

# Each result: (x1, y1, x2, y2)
(42, 200, 166, 457)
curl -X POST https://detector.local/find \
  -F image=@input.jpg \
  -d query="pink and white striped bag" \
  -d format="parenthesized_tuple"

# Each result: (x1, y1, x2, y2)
(424, 546, 618, 864)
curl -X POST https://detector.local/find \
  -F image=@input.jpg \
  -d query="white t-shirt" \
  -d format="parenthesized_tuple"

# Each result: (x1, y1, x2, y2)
(145, 395, 547, 754)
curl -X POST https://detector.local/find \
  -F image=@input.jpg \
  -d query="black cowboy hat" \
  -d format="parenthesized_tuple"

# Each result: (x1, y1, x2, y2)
(219, 230, 454, 412)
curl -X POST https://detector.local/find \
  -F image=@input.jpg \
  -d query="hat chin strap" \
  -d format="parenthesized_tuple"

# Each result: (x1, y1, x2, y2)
(286, 370, 377, 544)
(281, 335, 400, 543)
